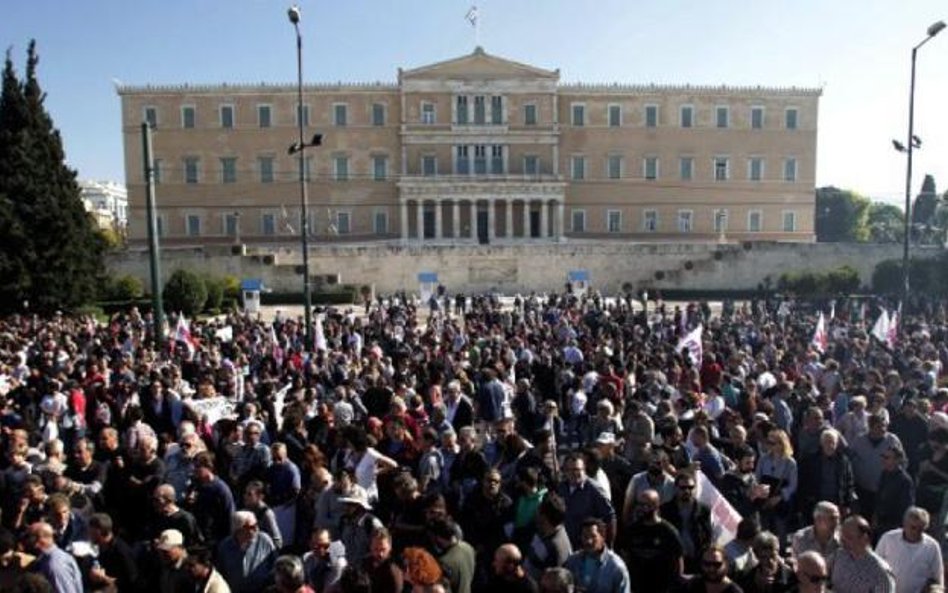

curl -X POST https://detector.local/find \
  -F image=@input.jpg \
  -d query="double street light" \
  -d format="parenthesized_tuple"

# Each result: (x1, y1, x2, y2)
(892, 19, 945, 307)
(288, 5, 322, 352)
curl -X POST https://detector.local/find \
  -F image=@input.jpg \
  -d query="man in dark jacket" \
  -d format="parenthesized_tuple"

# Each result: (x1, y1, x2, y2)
(873, 444, 914, 538)
(797, 429, 856, 520)
(660, 472, 712, 574)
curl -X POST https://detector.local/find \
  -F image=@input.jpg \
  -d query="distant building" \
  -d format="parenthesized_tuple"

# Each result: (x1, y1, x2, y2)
(79, 180, 128, 230)
(117, 47, 819, 245)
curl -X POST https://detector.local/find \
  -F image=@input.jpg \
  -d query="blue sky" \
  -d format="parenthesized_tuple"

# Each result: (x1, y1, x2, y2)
(2, 0, 946, 206)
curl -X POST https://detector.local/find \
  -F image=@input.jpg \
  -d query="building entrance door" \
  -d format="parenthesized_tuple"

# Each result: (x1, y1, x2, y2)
(423, 209, 435, 239)
(477, 211, 489, 244)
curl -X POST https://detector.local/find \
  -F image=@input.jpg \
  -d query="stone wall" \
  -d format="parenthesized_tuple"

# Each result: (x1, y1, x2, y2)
(108, 241, 937, 296)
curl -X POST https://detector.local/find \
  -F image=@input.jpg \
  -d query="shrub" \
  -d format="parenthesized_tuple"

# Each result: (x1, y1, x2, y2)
(780, 265, 862, 297)
(203, 277, 225, 312)
(162, 269, 208, 316)
(110, 274, 145, 301)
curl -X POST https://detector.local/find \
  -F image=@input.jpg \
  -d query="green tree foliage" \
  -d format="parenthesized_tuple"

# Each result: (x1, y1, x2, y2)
(778, 265, 862, 296)
(162, 269, 207, 316)
(867, 202, 905, 243)
(203, 277, 225, 312)
(815, 187, 870, 242)
(0, 42, 104, 313)
(873, 255, 948, 295)
(109, 274, 144, 301)
(913, 174, 938, 225)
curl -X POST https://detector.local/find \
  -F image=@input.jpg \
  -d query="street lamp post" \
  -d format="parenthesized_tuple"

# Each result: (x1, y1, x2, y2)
(288, 5, 314, 352)
(899, 20, 945, 307)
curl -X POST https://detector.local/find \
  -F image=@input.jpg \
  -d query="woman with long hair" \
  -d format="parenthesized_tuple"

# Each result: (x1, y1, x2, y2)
(755, 428, 798, 545)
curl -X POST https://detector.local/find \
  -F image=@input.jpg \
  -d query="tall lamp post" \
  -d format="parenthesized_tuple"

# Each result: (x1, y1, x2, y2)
(288, 5, 322, 352)
(894, 20, 945, 307)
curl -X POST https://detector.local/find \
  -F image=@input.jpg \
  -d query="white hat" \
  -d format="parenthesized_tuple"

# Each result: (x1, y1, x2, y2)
(338, 491, 372, 511)
(595, 432, 617, 446)
(156, 529, 184, 550)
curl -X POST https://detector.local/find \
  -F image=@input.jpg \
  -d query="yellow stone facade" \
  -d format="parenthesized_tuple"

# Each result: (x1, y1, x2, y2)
(118, 48, 820, 245)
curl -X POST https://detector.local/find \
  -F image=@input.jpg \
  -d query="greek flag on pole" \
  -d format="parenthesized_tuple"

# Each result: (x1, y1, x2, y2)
(174, 315, 196, 358)
(811, 312, 827, 353)
(466, 5, 478, 26)
(676, 324, 703, 365)
(886, 310, 899, 349)
(871, 309, 890, 344)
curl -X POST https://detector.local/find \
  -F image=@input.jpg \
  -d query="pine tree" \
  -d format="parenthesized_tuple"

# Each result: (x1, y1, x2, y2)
(913, 174, 938, 225)
(0, 41, 104, 313)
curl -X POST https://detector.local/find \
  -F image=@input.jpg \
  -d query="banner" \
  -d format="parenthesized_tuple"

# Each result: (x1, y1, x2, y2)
(810, 312, 827, 353)
(871, 309, 890, 344)
(696, 471, 742, 546)
(185, 397, 236, 425)
(676, 325, 703, 365)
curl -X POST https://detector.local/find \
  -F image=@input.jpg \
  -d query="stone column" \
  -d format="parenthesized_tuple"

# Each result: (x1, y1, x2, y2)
(400, 200, 409, 242)
(469, 201, 476, 239)
(541, 200, 549, 238)
(416, 200, 424, 242)
(505, 199, 513, 239)
(453, 200, 461, 239)
(522, 200, 530, 239)
(435, 199, 443, 239)
(557, 200, 565, 240)
(487, 199, 496, 241)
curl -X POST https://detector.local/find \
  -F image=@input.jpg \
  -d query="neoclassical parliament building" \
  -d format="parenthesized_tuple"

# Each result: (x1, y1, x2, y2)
(119, 48, 820, 246)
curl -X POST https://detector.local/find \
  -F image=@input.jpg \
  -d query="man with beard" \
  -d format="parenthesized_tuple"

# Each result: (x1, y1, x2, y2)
(563, 519, 630, 593)
(660, 473, 712, 574)
(678, 546, 742, 593)
(718, 446, 767, 524)
(623, 449, 675, 525)
(460, 468, 513, 580)
(620, 489, 683, 593)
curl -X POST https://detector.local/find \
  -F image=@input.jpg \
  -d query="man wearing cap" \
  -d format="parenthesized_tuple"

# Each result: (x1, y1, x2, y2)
(595, 431, 633, 526)
(338, 490, 383, 564)
(155, 529, 192, 593)
(215, 511, 277, 593)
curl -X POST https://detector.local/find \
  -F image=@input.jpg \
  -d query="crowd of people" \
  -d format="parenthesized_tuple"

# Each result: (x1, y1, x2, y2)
(0, 290, 948, 593)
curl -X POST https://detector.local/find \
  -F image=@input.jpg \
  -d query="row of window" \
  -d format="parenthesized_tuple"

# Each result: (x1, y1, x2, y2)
(569, 103, 799, 130)
(153, 155, 390, 184)
(574, 209, 798, 233)
(570, 155, 799, 182)
(168, 210, 373, 238)
(142, 102, 387, 130)
(141, 100, 800, 131)
(154, 152, 798, 184)
(167, 208, 797, 237)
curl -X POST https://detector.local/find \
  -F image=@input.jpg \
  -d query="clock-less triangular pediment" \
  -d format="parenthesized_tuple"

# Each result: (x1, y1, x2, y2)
(401, 47, 559, 81)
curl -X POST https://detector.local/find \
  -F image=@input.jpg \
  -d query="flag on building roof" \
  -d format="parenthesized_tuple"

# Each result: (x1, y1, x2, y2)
(465, 5, 478, 27)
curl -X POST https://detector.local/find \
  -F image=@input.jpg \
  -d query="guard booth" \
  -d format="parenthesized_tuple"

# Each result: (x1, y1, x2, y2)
(567, 270, 590, 297)
(417, 272, 439, 305)
(241, 279, 265, 314)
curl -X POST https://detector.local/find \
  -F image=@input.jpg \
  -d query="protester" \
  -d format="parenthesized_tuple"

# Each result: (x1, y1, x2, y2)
(0, 293, 946, 593)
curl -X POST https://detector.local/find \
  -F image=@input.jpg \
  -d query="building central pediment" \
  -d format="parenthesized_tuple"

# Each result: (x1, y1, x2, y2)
(399, 47, 559, 82)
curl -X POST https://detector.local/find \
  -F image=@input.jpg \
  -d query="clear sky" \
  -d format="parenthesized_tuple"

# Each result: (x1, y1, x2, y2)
(2, 0, 946, 207)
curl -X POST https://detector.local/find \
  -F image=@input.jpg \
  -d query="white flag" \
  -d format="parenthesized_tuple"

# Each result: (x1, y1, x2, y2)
(871, 309, 890, 344)
(174, 315, 196, 357)
(314, 315, 328, 352)
(214, 326, 233, 342)
(886, 311, 899, 349)
(676, 324, 703, 365)
(465, 5, 478, 26)
(697, 471, 742, 546)
(811, 312, 827, 353)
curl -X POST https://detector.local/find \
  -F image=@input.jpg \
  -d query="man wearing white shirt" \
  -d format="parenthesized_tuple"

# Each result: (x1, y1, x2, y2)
(875, 507, 943, 593)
